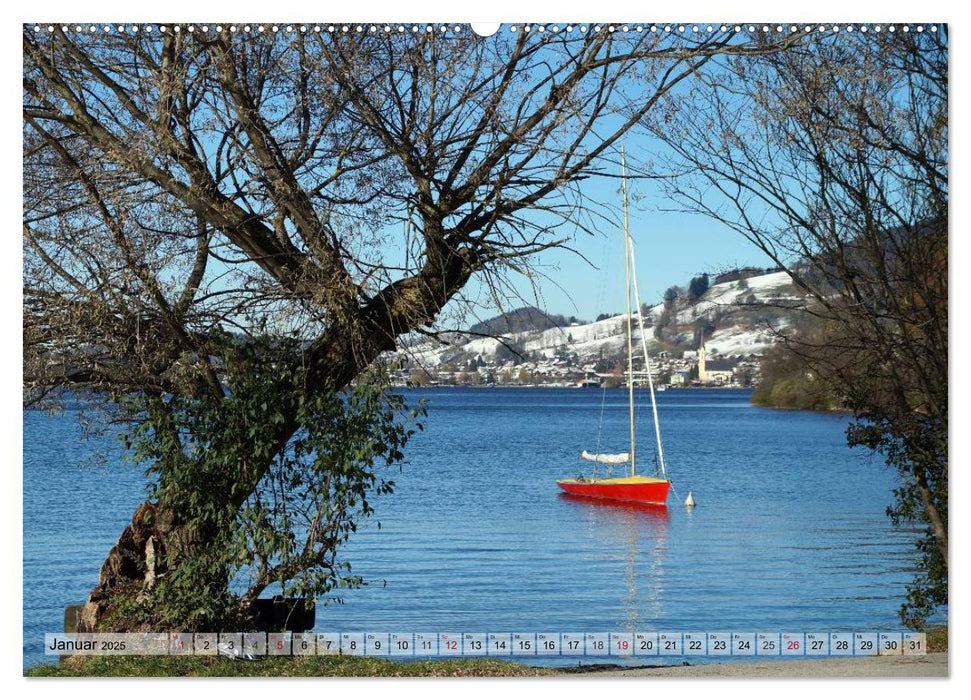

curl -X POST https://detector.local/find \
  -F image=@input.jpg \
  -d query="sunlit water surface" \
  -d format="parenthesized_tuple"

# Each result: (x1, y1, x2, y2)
(23, 388, 918, 669)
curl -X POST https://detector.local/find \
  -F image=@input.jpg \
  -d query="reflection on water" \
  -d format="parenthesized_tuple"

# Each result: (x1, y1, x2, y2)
(559, 494, 669, 634)
(557, 493, 671, 521)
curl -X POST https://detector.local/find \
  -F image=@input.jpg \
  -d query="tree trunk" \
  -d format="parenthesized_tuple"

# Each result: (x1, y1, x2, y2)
(80, 244, 478, 632)
(80, 502, 173, 631)
(914, 467, 948, 567)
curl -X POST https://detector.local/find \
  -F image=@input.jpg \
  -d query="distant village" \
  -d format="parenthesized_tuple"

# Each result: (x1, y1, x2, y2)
(394, 340, 762, 390)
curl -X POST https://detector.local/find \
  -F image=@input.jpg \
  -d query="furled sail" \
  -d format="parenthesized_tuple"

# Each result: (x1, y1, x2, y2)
(581, 450, 631, 465)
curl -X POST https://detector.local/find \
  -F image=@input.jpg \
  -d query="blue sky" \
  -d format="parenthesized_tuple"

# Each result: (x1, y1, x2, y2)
(495, 174, 775, 321)
(455, 143, 776, 325)
(427, 40, 784, 327)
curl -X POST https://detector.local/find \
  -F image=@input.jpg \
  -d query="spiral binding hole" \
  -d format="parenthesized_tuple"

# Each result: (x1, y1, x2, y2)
(31, 23, 938, 37)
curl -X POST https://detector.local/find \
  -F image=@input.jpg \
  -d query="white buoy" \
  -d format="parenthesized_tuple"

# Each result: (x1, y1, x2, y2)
(684, 491, 696, 507)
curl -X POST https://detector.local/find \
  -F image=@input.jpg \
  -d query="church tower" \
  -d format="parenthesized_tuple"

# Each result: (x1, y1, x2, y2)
(698, 331, 707, 383)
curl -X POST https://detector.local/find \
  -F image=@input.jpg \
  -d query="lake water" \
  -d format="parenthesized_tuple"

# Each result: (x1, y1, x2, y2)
(22, 388, 919, 669)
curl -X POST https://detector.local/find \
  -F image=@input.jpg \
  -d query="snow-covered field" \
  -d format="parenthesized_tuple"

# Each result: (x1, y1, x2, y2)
(675, 271, 796, 324)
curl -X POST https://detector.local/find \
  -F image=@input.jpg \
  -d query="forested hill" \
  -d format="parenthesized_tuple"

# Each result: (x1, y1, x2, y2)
(467, 306, 579, 336)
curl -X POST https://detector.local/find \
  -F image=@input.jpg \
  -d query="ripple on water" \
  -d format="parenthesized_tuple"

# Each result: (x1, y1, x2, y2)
(24, 389, 922, 670)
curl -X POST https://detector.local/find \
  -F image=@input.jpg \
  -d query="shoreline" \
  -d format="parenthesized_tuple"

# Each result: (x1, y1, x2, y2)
(563, 653, 948, 678)
(394, 384, 752, 390)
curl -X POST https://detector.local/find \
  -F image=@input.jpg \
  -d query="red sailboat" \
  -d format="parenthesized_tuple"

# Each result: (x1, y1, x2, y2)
(557, 147, 671, 505)
(556, 473, 670, 504)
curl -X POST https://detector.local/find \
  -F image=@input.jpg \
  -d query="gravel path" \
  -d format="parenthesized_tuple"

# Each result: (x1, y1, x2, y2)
(563, 653, 947, 678)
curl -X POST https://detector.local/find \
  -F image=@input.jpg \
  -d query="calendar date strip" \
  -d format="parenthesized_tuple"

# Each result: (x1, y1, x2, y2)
(45, 631, 926, 657)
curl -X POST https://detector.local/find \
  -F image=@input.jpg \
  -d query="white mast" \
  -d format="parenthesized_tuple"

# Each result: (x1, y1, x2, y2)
(629, 236, 668, 477)
(622, 149, 668, 478)
(622, 147, 636, 478)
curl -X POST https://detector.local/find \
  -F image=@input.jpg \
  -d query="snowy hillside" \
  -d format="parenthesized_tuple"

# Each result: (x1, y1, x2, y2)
(402, 269, 802, 368)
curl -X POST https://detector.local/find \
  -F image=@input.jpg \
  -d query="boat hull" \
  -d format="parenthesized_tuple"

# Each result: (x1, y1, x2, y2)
(556, 476, 670, 504)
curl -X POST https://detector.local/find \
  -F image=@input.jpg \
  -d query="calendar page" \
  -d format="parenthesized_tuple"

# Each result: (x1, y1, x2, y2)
(21, 5, 949, 683)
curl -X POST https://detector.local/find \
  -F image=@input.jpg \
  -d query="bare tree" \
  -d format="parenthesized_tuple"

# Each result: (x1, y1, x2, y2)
(641, 28, 947, 626)
(24, 25, 804, 630)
